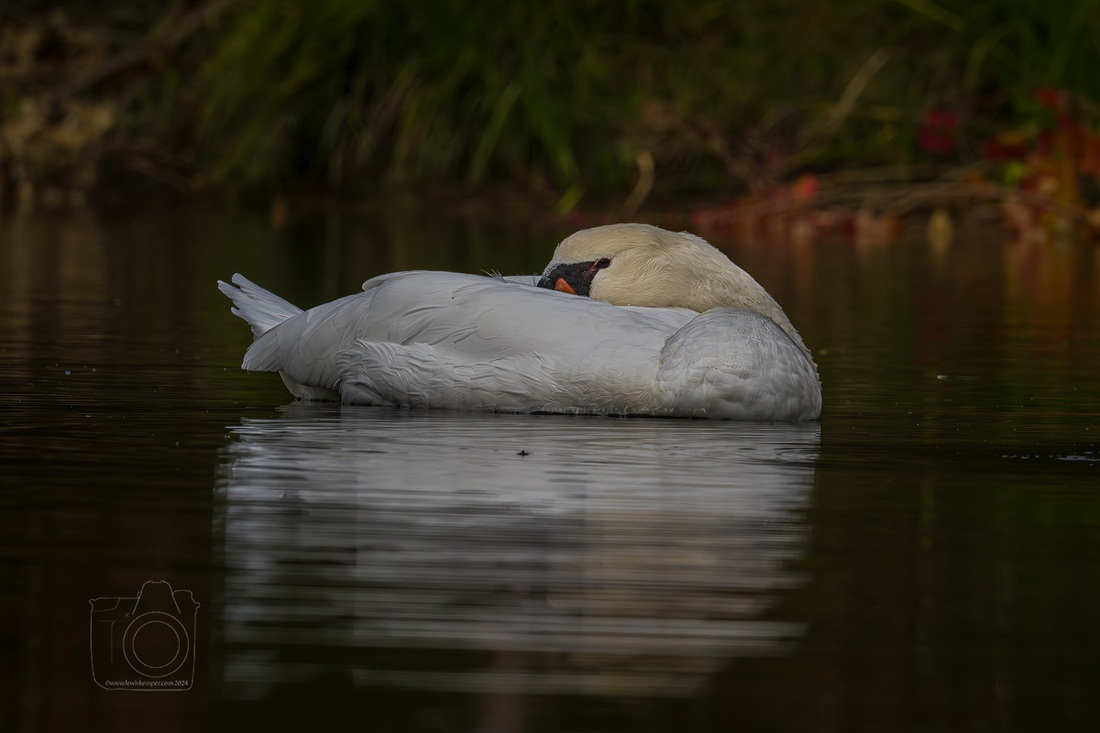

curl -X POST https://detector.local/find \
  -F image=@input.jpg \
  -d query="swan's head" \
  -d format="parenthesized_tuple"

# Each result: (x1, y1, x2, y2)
(538, 223, 810, 357)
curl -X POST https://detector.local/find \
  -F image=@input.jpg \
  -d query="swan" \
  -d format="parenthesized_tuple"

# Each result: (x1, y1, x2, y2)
(218, 223, 821, 420)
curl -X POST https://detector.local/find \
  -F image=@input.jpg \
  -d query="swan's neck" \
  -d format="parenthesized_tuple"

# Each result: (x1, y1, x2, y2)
(693, 266, 813, 363)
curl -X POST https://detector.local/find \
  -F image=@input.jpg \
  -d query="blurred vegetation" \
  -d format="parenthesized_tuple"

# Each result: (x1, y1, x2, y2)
(1, 0, 1099, 212)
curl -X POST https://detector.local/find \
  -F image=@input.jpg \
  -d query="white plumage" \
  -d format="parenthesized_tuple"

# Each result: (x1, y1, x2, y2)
(218, 224, 821, 420)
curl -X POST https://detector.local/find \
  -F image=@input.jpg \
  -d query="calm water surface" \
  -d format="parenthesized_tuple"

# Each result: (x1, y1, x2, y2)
(1, 207, 1098, 732)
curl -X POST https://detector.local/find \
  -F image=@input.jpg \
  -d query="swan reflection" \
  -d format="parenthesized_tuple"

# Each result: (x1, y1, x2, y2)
(215, 406, 818, 699)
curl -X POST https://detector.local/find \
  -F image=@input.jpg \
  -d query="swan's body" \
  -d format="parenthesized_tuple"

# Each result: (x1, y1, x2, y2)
(219, 224, 821, 420)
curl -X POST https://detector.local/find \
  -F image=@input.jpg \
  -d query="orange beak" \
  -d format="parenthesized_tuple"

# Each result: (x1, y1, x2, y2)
(553, 277, 577, 295)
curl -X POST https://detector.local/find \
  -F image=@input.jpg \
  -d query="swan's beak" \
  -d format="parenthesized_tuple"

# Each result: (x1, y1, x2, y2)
(551, 277, 576, 294)
(537, 261, 600, 297)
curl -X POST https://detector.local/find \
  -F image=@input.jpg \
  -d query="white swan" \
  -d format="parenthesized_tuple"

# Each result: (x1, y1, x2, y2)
(218, 223, 821, 420)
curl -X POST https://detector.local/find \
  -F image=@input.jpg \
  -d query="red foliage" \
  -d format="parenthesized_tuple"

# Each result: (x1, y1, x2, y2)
(1034, 87, 1068, 113)
(916, 108, 960, 155)
(980, 87, 1100, 237)
(983, 137, 1026, 162)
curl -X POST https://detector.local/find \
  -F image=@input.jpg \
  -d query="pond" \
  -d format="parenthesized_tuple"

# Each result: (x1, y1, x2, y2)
(2, 205, 1098, 731)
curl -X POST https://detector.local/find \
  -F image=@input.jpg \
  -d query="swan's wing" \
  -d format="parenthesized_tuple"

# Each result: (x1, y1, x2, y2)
(499, 274, 540, 286)
(656, 308, 822, 420)
(244, 272, 694, 411)
(362, 272, 541, 289)
(335, 339, 567, 411)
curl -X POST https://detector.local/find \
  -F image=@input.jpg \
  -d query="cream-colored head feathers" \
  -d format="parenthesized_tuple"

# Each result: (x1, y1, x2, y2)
(543, 223, 810, 358)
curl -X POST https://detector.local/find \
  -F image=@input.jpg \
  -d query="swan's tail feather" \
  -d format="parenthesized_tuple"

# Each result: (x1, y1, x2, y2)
(217, 274, 303, 338)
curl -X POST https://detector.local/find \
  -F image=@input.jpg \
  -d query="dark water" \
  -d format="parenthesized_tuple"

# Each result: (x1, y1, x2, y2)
(2, 207, 1098, 732)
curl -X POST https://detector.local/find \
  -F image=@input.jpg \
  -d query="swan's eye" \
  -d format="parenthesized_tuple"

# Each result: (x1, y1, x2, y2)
(583, 257, 611, 276)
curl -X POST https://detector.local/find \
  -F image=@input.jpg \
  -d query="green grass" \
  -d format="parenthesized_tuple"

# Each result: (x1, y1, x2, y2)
(15, 0, 1100, 204)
